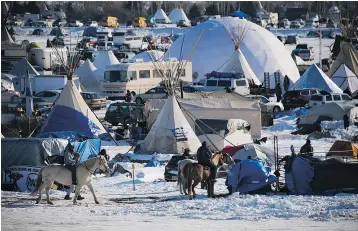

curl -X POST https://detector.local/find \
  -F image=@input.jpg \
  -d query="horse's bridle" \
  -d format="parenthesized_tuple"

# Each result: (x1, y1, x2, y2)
(82, 157, 107, 175)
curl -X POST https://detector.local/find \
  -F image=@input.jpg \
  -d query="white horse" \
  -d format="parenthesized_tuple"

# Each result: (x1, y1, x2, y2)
(177, 159, 197, 195)
(30, 156, 110, 205)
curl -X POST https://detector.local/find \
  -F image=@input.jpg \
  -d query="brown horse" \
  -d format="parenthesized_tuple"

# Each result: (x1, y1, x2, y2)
(185, 152, 224, 200)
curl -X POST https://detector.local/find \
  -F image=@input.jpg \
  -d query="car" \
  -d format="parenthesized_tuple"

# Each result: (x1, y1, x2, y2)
(68, 20, 83, 27)
(134, 87, 168, 104)
(295, 44, 308, 50)
(32, 65, 45, 75)
(290, 21, 301, 28)
(35, 90, 62, 103)
(97, 41, 114, 51)
(1, 86, 20, 104)
(80, 92, 107, 110)
(308, 93, 352, 108)
(164, 155, 187, 182)
(246, 95, 284, 114)
(8, 96, 53, 112)
(285, 35, 298, 45)
(282, 89, 320, 109)
(177, 20, 191, 27)
(278, 19, 290, 28)
(1, 61, 14, 73)
(182, 85, 203, 93)
(113, 51, 136, 61)
(202, 73, 250, 96)
(294, 49, 314, 61)
(104, 102, 144, 126)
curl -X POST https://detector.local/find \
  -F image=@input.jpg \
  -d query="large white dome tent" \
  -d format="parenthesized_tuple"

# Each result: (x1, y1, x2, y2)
(166, 17, 300, 88)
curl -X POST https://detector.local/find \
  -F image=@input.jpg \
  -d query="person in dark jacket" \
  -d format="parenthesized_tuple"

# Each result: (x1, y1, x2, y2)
(299, 139, 314, 156)
(197, 141, 217, 180)
(275, 83, 282, 102)
(343, 114, 350, 130)
(125, 90, 132, 102)
(46, 38, 51, 48)
(182, 148, 193, 159)
(283, 75, 290, 92)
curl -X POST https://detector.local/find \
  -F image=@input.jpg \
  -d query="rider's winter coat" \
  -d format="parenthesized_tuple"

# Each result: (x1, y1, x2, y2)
(197, 146, 212, 164)
(64, 149, 76, 165)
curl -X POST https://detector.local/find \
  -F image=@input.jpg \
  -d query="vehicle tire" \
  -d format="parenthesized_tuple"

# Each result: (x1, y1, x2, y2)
(135, 97, 143, 104)
(273, 106, 281, 114)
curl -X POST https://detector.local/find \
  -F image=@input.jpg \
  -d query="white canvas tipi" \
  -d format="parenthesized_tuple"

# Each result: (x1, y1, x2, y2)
(93, 50, 119, 81)
(139, 96, 201, 154)
(74, 59, 101, 92)
(328, 41, 358, 77)
(168, 8, 190, 24)
(152, 8, 171, 23)
(331, 63, 358, 97)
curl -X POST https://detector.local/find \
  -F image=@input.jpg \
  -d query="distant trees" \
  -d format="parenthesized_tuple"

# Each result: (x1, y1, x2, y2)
(189, 4, 201, 20)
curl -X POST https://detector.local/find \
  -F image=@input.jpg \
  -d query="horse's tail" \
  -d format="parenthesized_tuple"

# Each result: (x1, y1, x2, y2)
(30, 167, 44, 196)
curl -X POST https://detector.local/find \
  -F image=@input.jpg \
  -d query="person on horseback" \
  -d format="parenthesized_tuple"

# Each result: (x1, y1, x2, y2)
(197, 141, 217, 182)
(98, 149, 109, 161)
(64, 143, 84, 200)
(182, 148, 193, 160)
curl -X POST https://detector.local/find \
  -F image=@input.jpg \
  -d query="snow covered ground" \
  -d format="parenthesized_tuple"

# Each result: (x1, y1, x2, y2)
(2, 116, 358, 230)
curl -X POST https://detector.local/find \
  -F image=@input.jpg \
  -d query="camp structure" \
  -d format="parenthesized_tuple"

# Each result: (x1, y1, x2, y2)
(131, 50, 164, 62)
(328, 40, 358, 77)
(331, 63, 358, 98)
(220, 23, 261, 85)
(93, 50, 119, 81)
(137, 96, 201, 154)
(152, 8, 171, 24)
(290, 64, 342, 93)
(168, 8, 190, 24)
(327, 140, 358, 159)
(74, 59, 101, 92)
(38, 80, 109, 139)
(9, 58, 40, 77)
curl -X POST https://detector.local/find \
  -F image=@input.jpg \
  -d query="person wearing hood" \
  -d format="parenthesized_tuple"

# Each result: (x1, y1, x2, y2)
(197, 141, 217, 181)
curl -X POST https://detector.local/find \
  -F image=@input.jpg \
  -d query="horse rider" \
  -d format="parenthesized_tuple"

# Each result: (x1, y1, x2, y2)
(299, 139, 314, 157)
(197, 141, 217, 182)
(182, 148, 193, 160)
(98, 149, 109, 161)
(64, 143, 84, 200)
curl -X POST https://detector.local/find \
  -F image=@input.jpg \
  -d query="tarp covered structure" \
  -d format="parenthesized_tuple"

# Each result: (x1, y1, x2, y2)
(39, 80, 109, 139)
(327, 140, 358, 159)
(331, 64, 358, 97)
(290, 64, 343, 93)
(168, 8, 190, 24)
(1, 138, 68, 169)
(166, 17, 300, 88)
(328, 41, 358, 77)
(9, 58, 40, 77)
(138, 96, 201, 154)
(74, 59, 100, 92)
(93, 50, 119, 81)
(73, 139, 101, 162)
(152, 8, 171, 23)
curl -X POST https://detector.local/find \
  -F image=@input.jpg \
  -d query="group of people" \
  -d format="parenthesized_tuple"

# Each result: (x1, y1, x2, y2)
(125, 90, 137, 103)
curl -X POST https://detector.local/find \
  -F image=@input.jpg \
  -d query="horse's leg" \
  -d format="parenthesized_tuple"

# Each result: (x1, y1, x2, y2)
(187, 176, 193, 200)
(192, 181, 199, 199)
(35, 183, 46, 204)
(72, 184, 83, 205)
(87, 182, 99, 204)
(45, 185, 53, 205)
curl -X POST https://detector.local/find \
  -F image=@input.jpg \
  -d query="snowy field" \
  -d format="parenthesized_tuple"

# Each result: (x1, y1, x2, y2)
(2, 116, 358, 230)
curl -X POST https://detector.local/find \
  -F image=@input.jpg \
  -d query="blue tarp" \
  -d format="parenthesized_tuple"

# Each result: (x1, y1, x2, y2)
(144, 160, 161, 167)
(231, 11, 249, 18)
(73, 139, 101, 162)
(227, 159, 277, 193)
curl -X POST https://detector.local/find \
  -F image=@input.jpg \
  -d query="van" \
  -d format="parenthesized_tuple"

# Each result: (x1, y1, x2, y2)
(132, 17, 147, 28)
(202, 74, 250, 96)
(308, 93, 351, 108)
(100, 16, 119, 28)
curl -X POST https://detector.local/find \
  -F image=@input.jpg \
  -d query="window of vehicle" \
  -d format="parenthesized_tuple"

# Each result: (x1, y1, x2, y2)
(341, 94, 351, 100)
(198, 79, 206, 86)
(146, 88, 157, 94)
(218, 80, 231, 87)
(119, 105, 129, 112)
(81, 93, 90, 99)
(105, 70, 137, 82)
(35, 92, 44, 97)
(333, 95, 341, 101)
(206, 80, 217, 86)
(43, 92, 57, 97)
(108, 105, 118, 112)
(153, 69, 164, 78)
(236, 80, 247, 87)
(125, 38, 133, 41)
(260, 96, 269, 104)
(156, 88, 167, 94)
(310, 95, 322, 101)
(325, 95, 332, 101)
(310, 90, 318, 95)
(300, 90, 310, 96)
(139, 70, 150, 79)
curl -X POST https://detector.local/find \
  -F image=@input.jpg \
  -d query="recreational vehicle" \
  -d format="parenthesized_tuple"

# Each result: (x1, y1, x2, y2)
(102, 58, 192, 99)
(112, 32, 144, 51)
(28, 47, 68, 70)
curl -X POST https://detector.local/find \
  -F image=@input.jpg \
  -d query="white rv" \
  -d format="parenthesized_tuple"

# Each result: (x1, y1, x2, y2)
(102, 58, 192, 99)
(28, 48, 68, 70)
(112, 32, 146, 51)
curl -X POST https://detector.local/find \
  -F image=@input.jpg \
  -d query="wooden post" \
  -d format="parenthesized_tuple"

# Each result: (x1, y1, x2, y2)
(132, 163, 135, 191)
(180, 80, 183, 99)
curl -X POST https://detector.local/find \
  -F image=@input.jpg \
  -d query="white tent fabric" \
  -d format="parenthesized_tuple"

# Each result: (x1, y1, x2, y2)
(295, 55, 306, 66)
(290, 64, 343, 93)
(152, 8, 171, 23)
(331, 64, 358, 97)
(93, 51, 119, 82)
(166, 17, 300, 88)
(328, 41, 358, 77)
(168, 8, 190, 24)
(130, 50, 164, 62)
(139, 96, 201, 154)
(74, 59, 101, 93)
(221, 49, 261, 85)
(9, 58, 39, 77)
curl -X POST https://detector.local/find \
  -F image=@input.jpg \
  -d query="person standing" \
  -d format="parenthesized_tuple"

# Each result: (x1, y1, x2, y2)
(299, 139, 314, 157)
(283, 75, 290, 92)
(125, 90, 132, 102)
(275, 83, 282, 102)
(343, 114, 350, 130)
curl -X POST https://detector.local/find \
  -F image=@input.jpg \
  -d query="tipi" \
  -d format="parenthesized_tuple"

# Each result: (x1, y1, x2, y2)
(331, 63, 358, 97)
(168, 8, 190, 24)
(9, 58, 40, 77)
(328, 40, 358, 77)
(290, 64, 343, 93)
(93, 50, 119, 82)
(152, 8, 171, 24)
(74, 59, 101, 92)
(220, 24, 261, 85)
(138, 96, 201, 154)
(39, 80, 108, 139)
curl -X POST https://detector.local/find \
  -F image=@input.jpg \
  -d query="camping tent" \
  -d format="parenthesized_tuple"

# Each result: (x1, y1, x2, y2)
(331, 63, 358, 97)
(166, 17, 300, 88)
(328, 41, 358, 77)
(32, 29, 45, 36)
(50, 27, 64, 37)
(39, 80, 109, 139)
(83, 27, 97, 37)
(327, 140, 358, 159)
(93, 50, 119, 81)
(74, 59, 101, 92)
(290, 64, 343, 93)
(131, 50, 164, 62)
(168, 8, 190, 24)
(152, 8, 171, 24)
(9, 58, 40, 77)
(138, 96, 201, 154)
